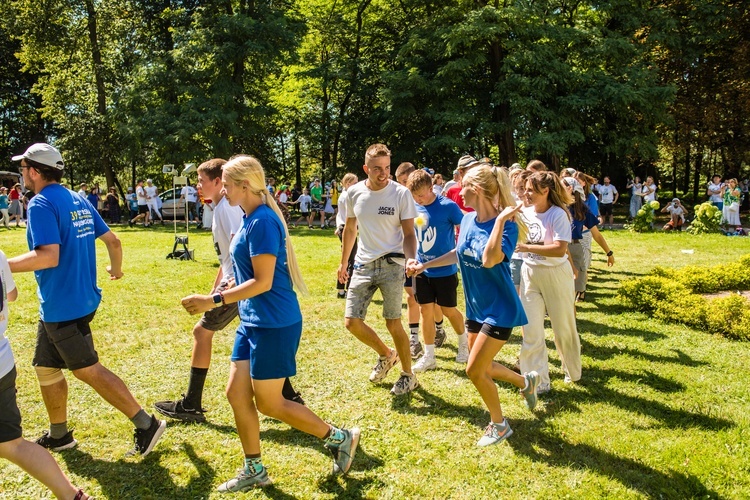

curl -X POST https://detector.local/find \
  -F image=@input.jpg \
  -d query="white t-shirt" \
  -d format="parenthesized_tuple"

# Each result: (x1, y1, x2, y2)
(707, 182, 723, 203)
(181, 186, 198, 203)
(642, 184, 656, 202)
(336, 189, 350, 227)
(77, 189, 87, 198)
(212, 197, 243, 282)
(599, 184, 618, 204)
(0, 250, 17, 379)
(136, 185, 147, 205)
(521, 205, 571, 267)
(145, 185, 158, 202)
(297, 194, 311, 212)
(432, 184, 443, 197)
(442, 180, 457, 194)
(278, 192, 288, 204)
(666, 204, 685, 222)
(345, 180, 417, 264)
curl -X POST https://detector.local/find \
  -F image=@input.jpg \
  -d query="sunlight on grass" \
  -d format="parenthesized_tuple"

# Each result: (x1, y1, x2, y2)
(1, 226, 750, 498)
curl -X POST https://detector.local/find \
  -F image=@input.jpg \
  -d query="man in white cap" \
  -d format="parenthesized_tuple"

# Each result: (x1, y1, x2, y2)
(8, 143, 166, 457)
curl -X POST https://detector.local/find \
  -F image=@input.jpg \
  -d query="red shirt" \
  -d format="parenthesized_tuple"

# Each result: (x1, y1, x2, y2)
(9, 189, 20, 201)
(445, 183, 473, 213)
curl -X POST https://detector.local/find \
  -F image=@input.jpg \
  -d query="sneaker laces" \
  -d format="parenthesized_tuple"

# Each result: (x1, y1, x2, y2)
(394, 374, 411, 391)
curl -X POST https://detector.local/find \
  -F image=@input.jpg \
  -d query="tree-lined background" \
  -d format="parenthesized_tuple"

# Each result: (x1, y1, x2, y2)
(1, 0, 748, 198)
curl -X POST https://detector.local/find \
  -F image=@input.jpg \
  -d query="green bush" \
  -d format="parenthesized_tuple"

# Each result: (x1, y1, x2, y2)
(687, 202, 723, 234)
(618, 254, 750, 341)
(627, 200, 659, 232)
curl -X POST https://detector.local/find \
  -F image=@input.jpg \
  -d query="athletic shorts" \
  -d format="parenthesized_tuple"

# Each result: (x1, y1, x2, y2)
(510, 258, 523, 287)
(465, 320, 513, 341)
(345, 256, 405, 320)
(231, 321, 302, 380)
(300, 211, 310, 217)
(404, 275, 413, 288)
(33, 311, 99, 370)
(414, 273, 458, 307)
(199, 281, 239, 332)
(138, 204, 149, 214)
(599, 203, 613, 216)
(311, 202, 322, 212)
(0, 367, 22, 443)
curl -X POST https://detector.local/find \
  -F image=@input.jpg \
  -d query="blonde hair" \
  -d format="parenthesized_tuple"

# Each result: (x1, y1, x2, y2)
(462, 165, 527, 243)
(365, 143, 391, 165)
(341, 173, 358, 188)
(406, 169, 433, 193)
(526, 171, 573, 220)
(223, 155, 308, 295)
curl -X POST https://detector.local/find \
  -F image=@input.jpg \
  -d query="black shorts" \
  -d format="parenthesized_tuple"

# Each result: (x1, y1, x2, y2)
(600, 203, 613, 216)
(0, 367, 23, 443)
(138, 205, 149, 214)
(33, 311, 99, 370)
(404, 275, 413, 288)
(198, 281, 239, 331)
(414, 273, 459, 307)
(301, 211, 310, 217)
(465, 320, 513, 341)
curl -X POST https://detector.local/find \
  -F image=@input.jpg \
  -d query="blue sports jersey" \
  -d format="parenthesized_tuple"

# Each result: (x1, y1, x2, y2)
(570, 204, 599, 239)
(585, 193, 599, 217)
(230, 204, 302, 328)
(27, 184, 110, 322)
(456, 213, 527, 328)
(415, 195, 464, 277)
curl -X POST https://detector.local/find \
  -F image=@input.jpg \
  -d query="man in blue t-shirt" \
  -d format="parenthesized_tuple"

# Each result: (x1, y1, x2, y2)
(8, 143, 166, 457)
(405, 170, 469, 372)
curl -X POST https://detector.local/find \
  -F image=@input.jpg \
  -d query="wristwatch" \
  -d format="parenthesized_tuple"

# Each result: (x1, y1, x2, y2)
(212, 293, 223, 307)
(606, 250, 614, 257)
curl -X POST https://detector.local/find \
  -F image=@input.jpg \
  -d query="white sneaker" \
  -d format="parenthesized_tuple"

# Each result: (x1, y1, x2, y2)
(536, 383, 551, 395)
(456, 342, 469, 363)
(391, 372, 419, 395)
(412, 356, 436, 373)
(369, 349, 399, 383)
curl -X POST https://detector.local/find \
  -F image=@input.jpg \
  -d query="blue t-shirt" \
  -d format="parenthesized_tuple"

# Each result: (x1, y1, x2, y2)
(27, 184, 110, 322)
(456, 213, 527, 328)
(230, 204, 302, 328)
(415, 195, 464, 277)
(585, 193, 599, 217)
(570, 204, 599, 240)
(0, 194, 8, 210)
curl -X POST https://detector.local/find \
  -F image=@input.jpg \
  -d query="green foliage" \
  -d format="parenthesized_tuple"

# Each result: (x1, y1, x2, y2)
(626, 200, 659, 232)
(686, 202, 723, 234)
(619, 254, 750, 340)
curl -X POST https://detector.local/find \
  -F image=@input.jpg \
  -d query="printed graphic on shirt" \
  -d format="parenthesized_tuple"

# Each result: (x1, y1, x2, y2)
(415, 214, 437, 253)
(70, 198, 96, 239)
(378, 206, 395, 216)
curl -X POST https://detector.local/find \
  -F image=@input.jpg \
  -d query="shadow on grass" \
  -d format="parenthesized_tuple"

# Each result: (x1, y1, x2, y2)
(507, 426, 719, 498)
(389, 386, 488, 428)
(577, 318, 667, 341)
(60, 443, 214, 498)
(583, 340, 709, 368)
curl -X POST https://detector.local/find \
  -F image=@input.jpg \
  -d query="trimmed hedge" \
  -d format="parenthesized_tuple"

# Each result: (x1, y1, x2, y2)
(618, 255, 750, 340)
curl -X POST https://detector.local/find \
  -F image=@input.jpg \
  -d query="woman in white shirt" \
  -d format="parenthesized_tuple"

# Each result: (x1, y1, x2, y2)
(516, 171, 580, 395)
(641, 176, 656, 202)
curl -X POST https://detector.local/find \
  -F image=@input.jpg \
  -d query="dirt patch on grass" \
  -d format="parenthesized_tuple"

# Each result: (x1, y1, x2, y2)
(702, 290, 750, 299)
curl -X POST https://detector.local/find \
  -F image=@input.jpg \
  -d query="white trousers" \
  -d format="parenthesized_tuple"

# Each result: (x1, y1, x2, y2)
(0, 209, 8, 228)
(519, 263, 581, 387)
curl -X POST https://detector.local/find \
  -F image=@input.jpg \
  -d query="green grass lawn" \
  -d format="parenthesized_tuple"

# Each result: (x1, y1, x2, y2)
(1, 224, 749, 499)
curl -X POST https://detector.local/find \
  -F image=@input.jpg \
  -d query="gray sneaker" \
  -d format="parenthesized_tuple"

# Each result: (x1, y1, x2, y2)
(369, 349, 399, 383)
(218, 467, 272, 492)
(409, 338, 423, 359)
(391, 372, 419, 395)
(325, 427, 361, 475)
(477, 419, 513, 447)
(434, 326, 446, 348)
(521, 371, 540, 410)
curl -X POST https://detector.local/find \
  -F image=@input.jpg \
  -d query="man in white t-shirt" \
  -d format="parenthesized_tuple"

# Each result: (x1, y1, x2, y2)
(661, 198, 687, 231)
(597, 176, 618, 229)
(145, 179, 163, 224)
(338, 143, 419, 395)
(707, 175, 724, 210)
(180, 182, 200, 222)
(129, 179, 151, 227)
(155, 159, 303, 422)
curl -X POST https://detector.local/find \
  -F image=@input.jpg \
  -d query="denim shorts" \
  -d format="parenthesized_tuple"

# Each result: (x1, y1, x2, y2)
(345, 256, 405, 320)
(510, 258, 523, 287)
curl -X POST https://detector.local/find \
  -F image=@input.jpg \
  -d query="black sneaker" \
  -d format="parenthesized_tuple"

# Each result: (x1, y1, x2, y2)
(284, 391, 306, 406)
(154, 397, 206, 423)
(132, 415, 166, 457)
(36, 430, 77, 451)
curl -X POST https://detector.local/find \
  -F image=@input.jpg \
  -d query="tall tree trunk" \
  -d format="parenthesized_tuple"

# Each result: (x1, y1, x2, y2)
(84, 0, 115, 189)
(294, 125, 302, 188)
(693, 147, 703, 201)
(682, 142, 691, 194)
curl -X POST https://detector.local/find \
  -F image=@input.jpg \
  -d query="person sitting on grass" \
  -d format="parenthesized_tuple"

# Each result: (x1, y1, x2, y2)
(661, 198, 687, 231)
(0, 251, 92, 500)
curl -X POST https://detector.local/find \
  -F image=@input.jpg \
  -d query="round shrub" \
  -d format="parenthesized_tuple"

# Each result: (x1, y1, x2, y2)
(617, 276, 688, 312)
(705, 294, 750, 339)
(687, 202, 723, 234)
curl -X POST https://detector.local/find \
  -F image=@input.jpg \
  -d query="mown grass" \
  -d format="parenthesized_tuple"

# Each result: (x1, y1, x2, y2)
(1, 224, 749, 499)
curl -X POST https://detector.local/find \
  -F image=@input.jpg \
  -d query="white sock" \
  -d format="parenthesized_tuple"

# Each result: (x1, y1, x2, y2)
(457, 332, 468, 346)
(424, 344, 435, 358)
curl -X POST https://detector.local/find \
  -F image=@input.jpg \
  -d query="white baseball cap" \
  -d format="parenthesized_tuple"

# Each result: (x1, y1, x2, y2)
(12, 143, 65, 170)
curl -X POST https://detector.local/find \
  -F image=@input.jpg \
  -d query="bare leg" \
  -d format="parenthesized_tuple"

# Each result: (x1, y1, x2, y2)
(72, 363, 141, 419)
(38, 377, 68, 425)
(190, 324, 215, 369)
(253, 379, 329, 437)
(226, 360, 260, 455)
(385, 318, 412, 373)
(440, 306, 465, 338)
(345, 318, 390, 357)
(420, 302, 436, 345)
(0, 438, 79, 500)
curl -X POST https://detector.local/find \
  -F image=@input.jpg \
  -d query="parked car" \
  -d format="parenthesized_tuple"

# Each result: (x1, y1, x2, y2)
(0, 170, 24, 192)
(159, 187, 188, 219)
